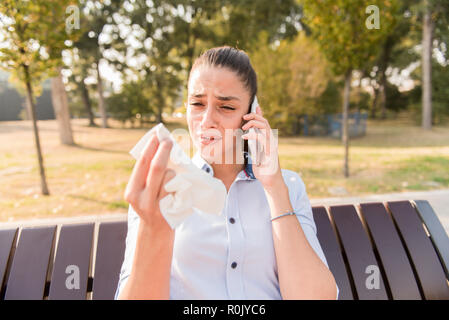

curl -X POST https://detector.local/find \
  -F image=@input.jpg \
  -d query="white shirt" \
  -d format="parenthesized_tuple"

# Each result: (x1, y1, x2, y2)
(114, 153, 338, 299)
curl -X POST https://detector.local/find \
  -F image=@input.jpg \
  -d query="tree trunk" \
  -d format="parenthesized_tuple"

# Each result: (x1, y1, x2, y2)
(24, 65, 50, 196)
(378, 37, 393, 120)
(96, 61, 108, 128)
(51, 68, 74, 145)
(342, 69, 352, 178)
(371, 87, 379, 119)
(79, 78, 95, 126)
(295, 114, 302, 135)
(422, 0, 433, 130)
(379, 78, 387, 119)
(155, 102, 163, 124)
(155, 78, 164, 124)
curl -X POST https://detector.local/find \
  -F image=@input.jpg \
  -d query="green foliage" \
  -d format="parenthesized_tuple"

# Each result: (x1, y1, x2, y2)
(384, 82, 410, 112)
(317, 80, 343, 114)
(250, 32, 336, 135)
(107, 79, 152, 125)
(432, 63, 449, 121)
(350, 85, 372, 111)
(2, 0, 447, 132)
(0, 0, 81, 95)
(99, 0, 304, 123)
(301, 0, 400, 76)
(409, 60, 449, 124)
(214, 0, 303, 50)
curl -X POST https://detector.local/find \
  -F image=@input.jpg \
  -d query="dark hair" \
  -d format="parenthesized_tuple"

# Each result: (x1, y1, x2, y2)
(189, 46, 258, 167)
(190, 46, 258, 111)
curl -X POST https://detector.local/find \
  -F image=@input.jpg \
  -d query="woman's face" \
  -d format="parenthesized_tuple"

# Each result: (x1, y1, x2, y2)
(187, 65, 251, 164)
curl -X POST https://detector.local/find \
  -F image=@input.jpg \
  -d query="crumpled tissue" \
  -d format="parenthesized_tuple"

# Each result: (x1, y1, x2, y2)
(129, 123, 227, 229)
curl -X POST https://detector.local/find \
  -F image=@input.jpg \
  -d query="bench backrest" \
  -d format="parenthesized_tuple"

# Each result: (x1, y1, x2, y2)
(0, 200, 448, 300)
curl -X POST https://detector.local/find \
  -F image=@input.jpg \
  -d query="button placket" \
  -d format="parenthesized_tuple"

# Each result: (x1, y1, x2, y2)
(225, 182, 246, 299)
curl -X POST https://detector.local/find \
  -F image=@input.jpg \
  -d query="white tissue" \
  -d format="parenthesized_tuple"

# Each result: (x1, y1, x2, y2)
(129, 123, 227, 229)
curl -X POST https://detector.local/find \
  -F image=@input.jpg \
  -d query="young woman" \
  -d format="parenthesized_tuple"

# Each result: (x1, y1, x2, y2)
(115, 46, 338, 300)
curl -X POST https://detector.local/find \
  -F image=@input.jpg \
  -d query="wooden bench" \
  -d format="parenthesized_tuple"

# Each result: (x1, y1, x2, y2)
(0, 200, 448, 300)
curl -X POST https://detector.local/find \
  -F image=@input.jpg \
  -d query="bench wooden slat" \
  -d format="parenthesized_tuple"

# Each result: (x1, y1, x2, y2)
(414, 200, 449, 279)
(387, 201, 449, 300)
(0, 228, 18, 297)
(312, 206, 353, 300)
(48, 223, 94, 300)
(329, 205, 388, 299)
(4, 226, 56, 300)
(359, 202, 421, 299)
(92, 221, 127, 300)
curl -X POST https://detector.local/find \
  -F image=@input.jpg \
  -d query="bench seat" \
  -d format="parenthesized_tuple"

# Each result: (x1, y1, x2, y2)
(0, 200, 448, 300)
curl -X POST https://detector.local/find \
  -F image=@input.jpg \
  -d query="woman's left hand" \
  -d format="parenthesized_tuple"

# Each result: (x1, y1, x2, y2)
(242, 106, 284, 190)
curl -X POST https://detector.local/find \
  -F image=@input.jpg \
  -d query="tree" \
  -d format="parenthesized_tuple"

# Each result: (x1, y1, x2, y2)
(105, 0, 305, 124)
(421, 0, 433, 129)
(366, 0, 414, 119)
(107, 79, 153, 127)
(67, 51, 96, 126)
(301, 0, 399, 177)
(0, 0, 79, 195)
(421, 0, 449, 129)
(168, 0, 226, 72)
(72, 0, 122, 128)
(51, 67, 75, 145)
(250, 32, 332, 135)
(216, 0, 304, 49)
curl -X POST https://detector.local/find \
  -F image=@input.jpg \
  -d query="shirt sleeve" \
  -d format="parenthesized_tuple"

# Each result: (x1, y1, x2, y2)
(285, 170, 339, 300)
(113, 204, 141, 300)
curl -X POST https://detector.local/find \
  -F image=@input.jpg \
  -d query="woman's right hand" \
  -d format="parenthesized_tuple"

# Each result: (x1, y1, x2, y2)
(124, 132, 175, 233)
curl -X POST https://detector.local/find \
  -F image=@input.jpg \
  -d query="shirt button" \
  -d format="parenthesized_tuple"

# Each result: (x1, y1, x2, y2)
(229, 217, 235, 224)
(231, 262, 237, 269)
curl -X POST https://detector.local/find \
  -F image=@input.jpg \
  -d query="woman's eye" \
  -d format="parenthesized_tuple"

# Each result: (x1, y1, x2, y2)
(220, 106, 235, 110)
(190, 102, 204, 107)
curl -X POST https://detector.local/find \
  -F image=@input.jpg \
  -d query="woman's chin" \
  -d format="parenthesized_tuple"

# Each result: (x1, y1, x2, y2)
(200, 150, 222, 165)
(194, 140, 241, 165)
(200, 149, 244, 166)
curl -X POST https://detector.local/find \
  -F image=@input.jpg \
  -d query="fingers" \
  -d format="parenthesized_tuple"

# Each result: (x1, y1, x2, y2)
(242, 119, 268, 131)
(243, 112, 266, 123)
(242, 126, 277, 165)
(243, 127, 270, 154)
(124, 133, 159, 202)
(241, 130, 258, 140)
(158, 169, 176, 200)
(145, 139, 173, 201)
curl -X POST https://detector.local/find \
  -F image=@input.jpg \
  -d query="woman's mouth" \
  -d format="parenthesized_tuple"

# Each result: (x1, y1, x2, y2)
(200, 135, 221, 146)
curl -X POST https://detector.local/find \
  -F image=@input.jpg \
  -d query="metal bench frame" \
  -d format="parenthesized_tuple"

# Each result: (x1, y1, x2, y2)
(1, 200, 448, 300)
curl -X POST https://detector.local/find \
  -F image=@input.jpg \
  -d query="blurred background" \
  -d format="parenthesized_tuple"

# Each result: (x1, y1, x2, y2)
(0, 0, 448, 230)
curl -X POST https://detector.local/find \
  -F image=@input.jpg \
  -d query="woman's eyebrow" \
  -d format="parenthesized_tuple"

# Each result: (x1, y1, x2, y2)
(189, 94, 240, 101)
(190, 94, 205, 98)
(215, 95, 240, 101)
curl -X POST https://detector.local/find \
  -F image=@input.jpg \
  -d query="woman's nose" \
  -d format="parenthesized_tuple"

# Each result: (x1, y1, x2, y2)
(200, 104, 218, 129)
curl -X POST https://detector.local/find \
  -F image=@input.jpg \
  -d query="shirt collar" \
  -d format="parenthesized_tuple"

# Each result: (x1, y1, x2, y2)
(191, 151, 256, 181)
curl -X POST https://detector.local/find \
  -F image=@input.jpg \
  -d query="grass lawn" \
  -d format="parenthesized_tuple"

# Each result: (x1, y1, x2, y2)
(1, 116, 448, 222)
